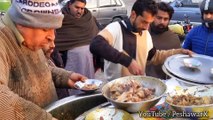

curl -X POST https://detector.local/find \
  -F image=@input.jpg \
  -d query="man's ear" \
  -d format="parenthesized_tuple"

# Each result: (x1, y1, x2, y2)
(130, 11, 136, 19)
(68, 1, 73, 8)
(130, 10, 137, 21)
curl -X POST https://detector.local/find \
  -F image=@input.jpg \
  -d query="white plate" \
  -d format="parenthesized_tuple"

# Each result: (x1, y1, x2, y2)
(183, 58, 202, 69)
(74, 79, 103, 93)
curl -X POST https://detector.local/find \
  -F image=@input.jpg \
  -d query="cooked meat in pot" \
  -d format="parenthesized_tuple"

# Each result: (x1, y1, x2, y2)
(109, 80, 155, 102)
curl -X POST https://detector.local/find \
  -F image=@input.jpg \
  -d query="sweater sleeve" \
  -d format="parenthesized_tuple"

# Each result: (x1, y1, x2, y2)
(0, 85, 52, 120)
(90, 35, 132, 67)
(51, 67, 73, 88)
(150, 48, 185, 65)
(0, 48, 52, 120)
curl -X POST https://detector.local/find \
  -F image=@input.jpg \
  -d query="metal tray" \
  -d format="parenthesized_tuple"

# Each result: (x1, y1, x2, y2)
(164, 54, 213, 84)
(45, 94, 141, 120)
(162, 65, 205, 86)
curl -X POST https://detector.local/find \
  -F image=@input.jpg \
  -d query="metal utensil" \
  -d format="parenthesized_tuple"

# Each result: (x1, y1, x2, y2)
(74, 79, 103, 93)
(164, 54, 213, 84)
(102, 76, 167, 113)
(166, 85, 213, 119)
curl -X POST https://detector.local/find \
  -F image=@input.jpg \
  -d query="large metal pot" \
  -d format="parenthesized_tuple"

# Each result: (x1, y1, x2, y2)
(102, 76, 167, 113)
(45, 94, 107, 120)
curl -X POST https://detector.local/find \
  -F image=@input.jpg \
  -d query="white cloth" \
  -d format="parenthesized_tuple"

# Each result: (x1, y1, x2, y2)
(103, 22, 123, 81)
(65, 45, 95, 79)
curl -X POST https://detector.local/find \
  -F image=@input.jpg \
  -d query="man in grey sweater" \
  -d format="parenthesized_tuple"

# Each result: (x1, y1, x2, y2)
(0, 0, 86, 119)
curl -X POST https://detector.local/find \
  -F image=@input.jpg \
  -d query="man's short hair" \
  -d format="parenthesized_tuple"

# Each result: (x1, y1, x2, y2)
(157, 2, 174, 20)
(69, 0, 86, 4)
(132, 0, 157, 17)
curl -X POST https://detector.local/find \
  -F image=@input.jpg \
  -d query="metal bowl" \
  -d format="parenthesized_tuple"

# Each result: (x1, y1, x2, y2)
(102, 76, 167, 113)
(74, 79, 103, 93)
(45, 94, 107, 119)
(166, 85, 213, 119)
(183, 58, 202, 69)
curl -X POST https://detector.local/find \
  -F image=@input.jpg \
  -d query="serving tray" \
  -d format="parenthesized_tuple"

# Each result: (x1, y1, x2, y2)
(164, 54, 213, 84)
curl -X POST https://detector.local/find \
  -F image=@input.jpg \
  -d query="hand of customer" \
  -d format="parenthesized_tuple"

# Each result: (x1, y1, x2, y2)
(68, 72, 87, 88)
(127, 59, 144, 75)
(180, 49, 194, 57)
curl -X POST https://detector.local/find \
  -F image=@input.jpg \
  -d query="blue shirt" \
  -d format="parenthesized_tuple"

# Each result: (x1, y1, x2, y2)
(182, 25, 213, 57)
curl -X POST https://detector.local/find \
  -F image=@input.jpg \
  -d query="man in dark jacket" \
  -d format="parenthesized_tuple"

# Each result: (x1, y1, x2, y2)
(55, 0, 99, 79)
(55, 0, 99, 95)
(182, 0, 213, 57)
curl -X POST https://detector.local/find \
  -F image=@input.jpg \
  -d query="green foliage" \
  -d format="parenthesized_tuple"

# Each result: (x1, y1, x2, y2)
(0, 0, 11, 12)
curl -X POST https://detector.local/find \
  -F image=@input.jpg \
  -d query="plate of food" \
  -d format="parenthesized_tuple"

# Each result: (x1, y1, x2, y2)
(74, 79, 103, 93)
(183, 58, 202, 69)
(166, 85, 213, 119)
(102, 76, 167, 113)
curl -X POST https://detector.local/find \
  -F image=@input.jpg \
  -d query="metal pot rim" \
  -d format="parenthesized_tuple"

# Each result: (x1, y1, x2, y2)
(102, 75, 167, 104)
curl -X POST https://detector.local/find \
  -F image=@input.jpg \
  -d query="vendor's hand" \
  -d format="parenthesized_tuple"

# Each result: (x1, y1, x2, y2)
(127, 59, 144, 75)
(67, 72, 87, 88)
(52, 117, 58, 120)
(180, 49, 194, 57)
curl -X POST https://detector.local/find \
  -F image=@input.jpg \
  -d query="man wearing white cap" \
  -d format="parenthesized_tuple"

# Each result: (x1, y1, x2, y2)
(0, 0, 86, 119)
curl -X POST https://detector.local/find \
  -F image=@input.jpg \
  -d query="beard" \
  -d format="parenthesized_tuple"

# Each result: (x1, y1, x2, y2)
(43, 48, 54, 58)
(150, 23, 168, 34)
(132, 19, 145, 33)
(202, 19, 213, 29)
